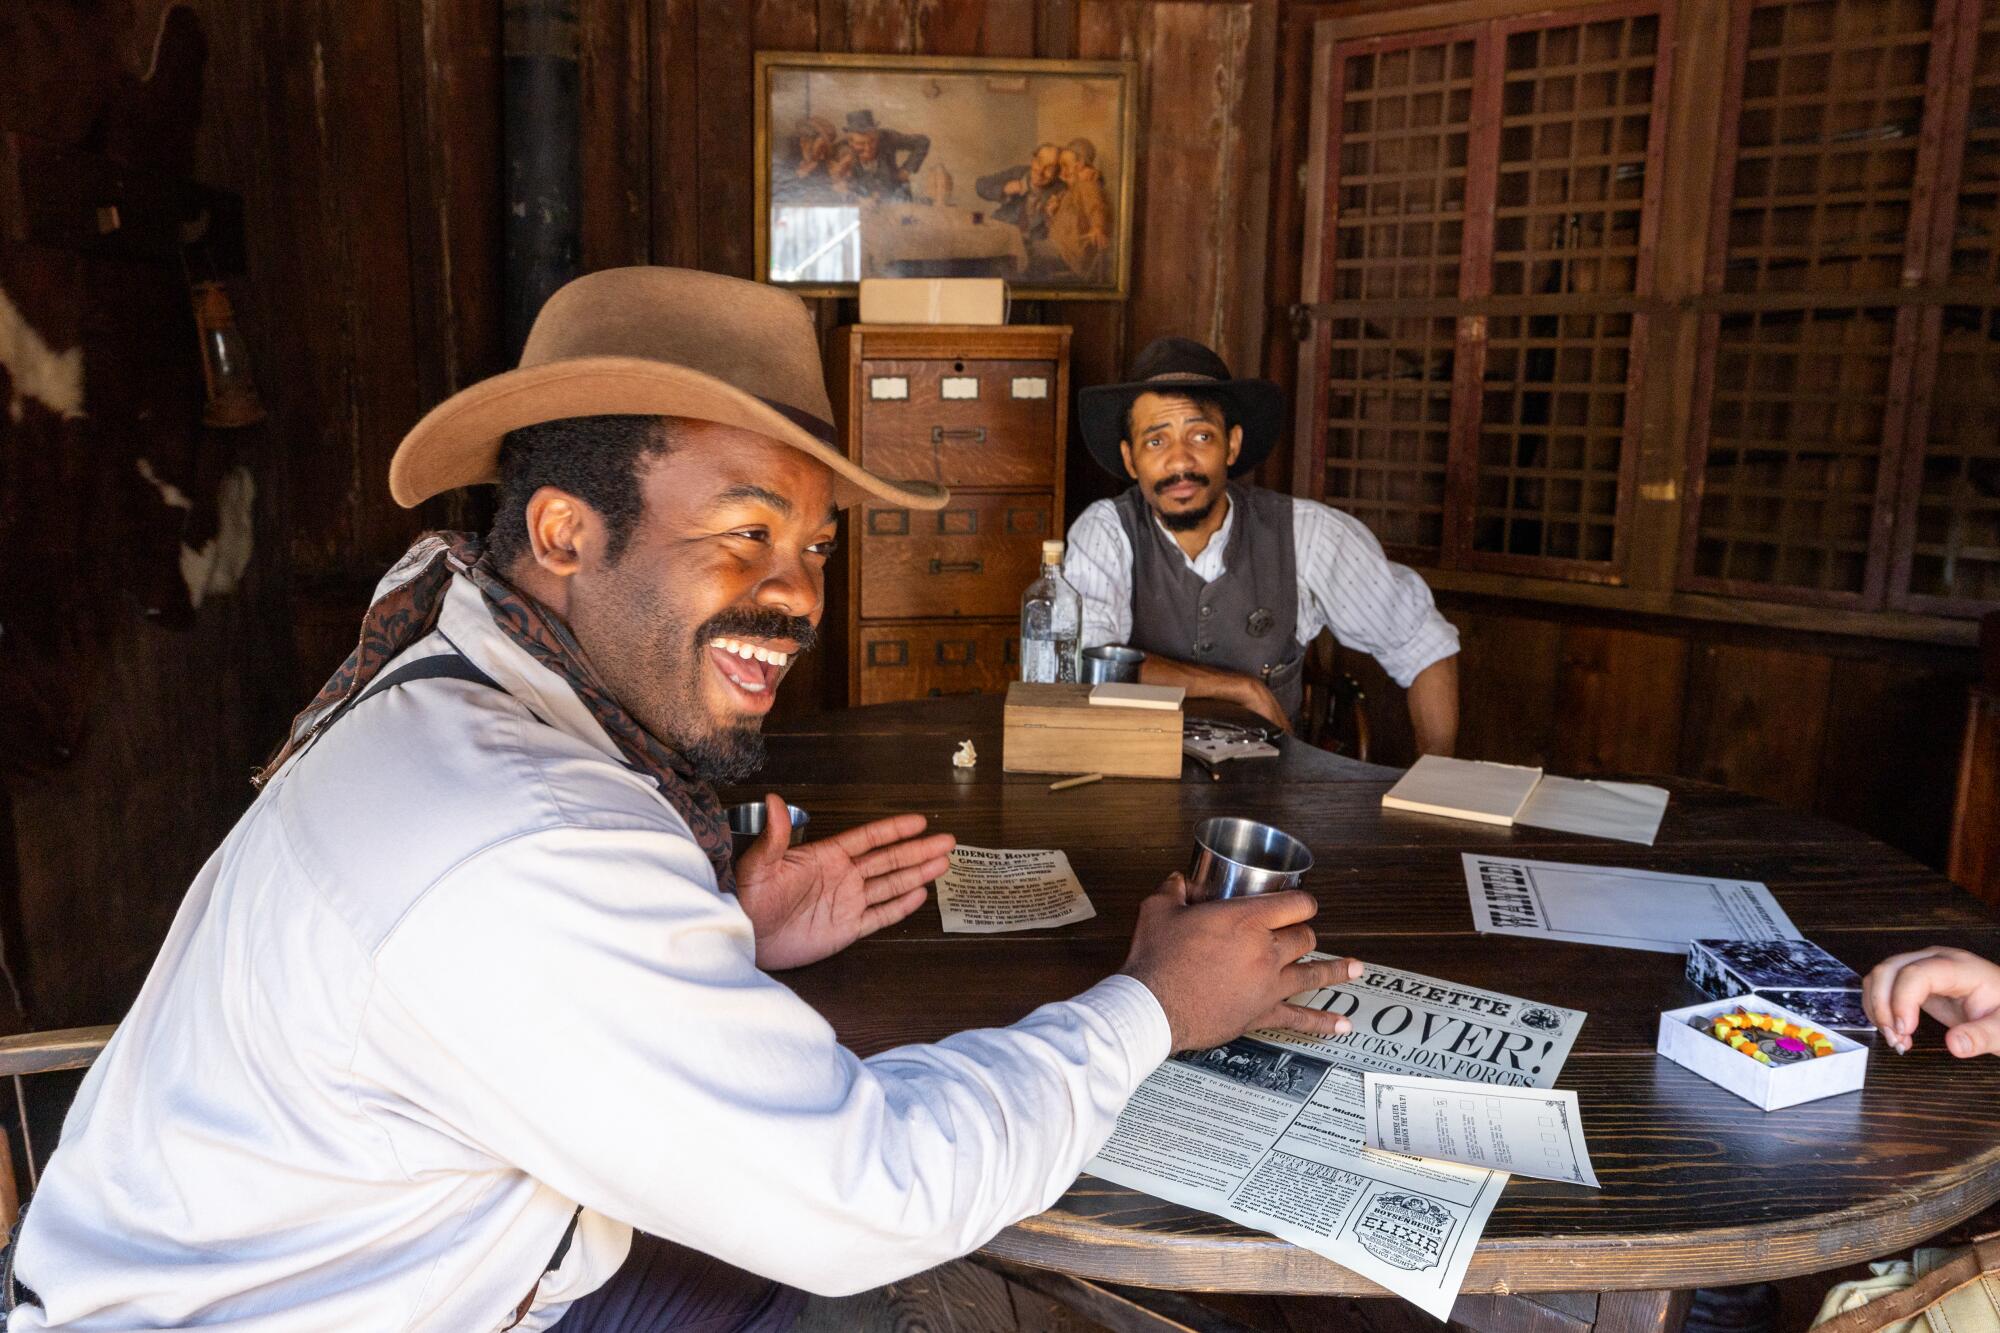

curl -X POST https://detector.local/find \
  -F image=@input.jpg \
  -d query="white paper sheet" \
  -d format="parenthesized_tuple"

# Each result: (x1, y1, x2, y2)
(1382, 755, 1543, 826)
(1463, 854, 1802, 954)
(934, 846, 1095, 933)
(1085, 961, 1586, 1320)
(1515, 776, 1669, 845)
(1363, 1073, 1600, 1188)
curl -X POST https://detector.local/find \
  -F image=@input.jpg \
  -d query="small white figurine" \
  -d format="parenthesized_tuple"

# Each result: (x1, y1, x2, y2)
(952, 739, 977, 769)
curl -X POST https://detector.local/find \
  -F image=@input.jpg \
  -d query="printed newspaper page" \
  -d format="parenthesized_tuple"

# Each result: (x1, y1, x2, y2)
(1083, 960, 1585, 1319)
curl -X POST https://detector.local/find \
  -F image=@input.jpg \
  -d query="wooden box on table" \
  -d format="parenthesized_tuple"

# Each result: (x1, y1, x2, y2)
(1002, 683, 1182, 780)
(826, 324, 1070, 706)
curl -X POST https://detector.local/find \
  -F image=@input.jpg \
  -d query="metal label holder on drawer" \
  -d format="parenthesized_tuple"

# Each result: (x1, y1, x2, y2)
(1002, 682, 1183, 780)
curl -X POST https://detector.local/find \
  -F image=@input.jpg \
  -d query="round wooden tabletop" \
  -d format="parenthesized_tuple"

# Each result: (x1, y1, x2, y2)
(732, 695, 2000, 1298)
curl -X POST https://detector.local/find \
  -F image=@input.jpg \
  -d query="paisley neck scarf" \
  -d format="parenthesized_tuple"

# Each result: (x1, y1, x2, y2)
(257, 532, 736, 891)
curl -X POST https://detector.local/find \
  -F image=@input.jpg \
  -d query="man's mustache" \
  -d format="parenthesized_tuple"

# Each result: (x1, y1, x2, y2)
(695, 606, 819, 658)
(1153, 471, 1212, 496)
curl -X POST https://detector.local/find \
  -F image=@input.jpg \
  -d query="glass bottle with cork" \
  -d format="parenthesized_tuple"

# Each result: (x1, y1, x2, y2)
(1019, 539, 1081, 684)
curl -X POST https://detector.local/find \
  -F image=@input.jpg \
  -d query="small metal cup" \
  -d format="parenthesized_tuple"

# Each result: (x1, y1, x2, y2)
(727, 801, 810, 857)
(1186, 817, 1313, 902)
(1080, 645, 1145, 684)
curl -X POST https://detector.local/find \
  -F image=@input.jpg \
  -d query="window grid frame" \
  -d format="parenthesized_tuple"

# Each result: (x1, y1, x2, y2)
(1678, 0, 1968, 611)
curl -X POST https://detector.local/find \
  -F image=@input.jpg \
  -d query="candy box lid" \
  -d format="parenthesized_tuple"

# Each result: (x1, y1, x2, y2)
(1687, 939, 1873, 1032)
(1657, 994, 1868, 1112)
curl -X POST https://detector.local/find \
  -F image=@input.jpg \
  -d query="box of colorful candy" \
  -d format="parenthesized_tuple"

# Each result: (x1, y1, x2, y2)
(1656, 994, 1868, 1111)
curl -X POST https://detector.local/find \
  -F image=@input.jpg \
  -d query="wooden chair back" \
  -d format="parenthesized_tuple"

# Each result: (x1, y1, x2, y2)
(0, 1026, 114, 1231)
(1298, 631, 1371, 762)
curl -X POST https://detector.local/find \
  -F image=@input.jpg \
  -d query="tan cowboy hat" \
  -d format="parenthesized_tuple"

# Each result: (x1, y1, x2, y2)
(388, 266, 948, 511)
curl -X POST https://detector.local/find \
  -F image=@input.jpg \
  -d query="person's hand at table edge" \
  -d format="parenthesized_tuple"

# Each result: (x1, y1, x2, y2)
(733, 793, 955, 971)
(1118, 872, 1361, 1051)
(1863, 946, 2000, 1057)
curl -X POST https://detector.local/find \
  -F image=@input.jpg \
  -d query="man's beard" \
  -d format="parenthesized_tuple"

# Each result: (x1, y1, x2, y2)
(1152, 470, 1218, 532)
(585, 566, 819, 786)
(673, 606, 819, 784)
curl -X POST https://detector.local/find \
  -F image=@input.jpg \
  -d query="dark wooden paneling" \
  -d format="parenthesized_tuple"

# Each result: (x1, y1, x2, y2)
(1119, 3, 1255, 361)
(1680, 643, 1834, 809)
(844, 0, 919, 53)
(1, 2, 297, 1031)
(396, 0, 505, 401)
(579, 0, 651, 271)
(272, 0, 427, 575)
(649, 0, 702, 267)
(1453, 609, 1560, 768)
(694, 0, 759, 276)
(1552, 626, 1688, 777)
(1818, 658, 1970, 871)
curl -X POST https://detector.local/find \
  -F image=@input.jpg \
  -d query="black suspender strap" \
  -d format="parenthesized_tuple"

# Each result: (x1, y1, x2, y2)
(313, 650, 501, 739)
(350, 652, 501, 711)
(547, 1206, 583, 1273)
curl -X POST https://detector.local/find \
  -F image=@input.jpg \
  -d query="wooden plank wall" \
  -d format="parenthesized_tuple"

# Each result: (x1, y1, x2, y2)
(0, 2, 299, 1028)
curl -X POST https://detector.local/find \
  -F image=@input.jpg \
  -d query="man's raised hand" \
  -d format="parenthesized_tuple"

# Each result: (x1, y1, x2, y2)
(733, 795, 954, 971)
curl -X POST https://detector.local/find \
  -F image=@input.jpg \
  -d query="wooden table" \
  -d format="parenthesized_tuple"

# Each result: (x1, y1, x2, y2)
(734, 695, 2000, 1328)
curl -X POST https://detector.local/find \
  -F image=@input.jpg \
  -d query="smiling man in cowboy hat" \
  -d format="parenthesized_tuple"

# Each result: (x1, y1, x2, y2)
(1064, 336, 1460, 752)
(11, 268, 1363, 1332)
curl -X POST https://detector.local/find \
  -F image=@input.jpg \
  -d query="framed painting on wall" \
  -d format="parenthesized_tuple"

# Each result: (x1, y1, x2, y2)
(754, 51, 1137, 300)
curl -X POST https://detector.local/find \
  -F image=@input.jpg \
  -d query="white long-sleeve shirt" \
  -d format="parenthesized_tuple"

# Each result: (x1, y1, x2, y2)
(15, 573, 1170, 1331)
(1061, 492, 1460, 688)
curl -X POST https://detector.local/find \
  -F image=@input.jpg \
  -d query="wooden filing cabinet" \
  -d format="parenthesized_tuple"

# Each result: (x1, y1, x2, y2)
(827, 324, 1070, 707)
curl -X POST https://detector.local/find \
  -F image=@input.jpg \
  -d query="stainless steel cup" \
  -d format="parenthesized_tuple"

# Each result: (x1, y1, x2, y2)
(1186, 817, 1313, 901)
(1080, 645, 1146, 684)
(728, 801, 810, 857)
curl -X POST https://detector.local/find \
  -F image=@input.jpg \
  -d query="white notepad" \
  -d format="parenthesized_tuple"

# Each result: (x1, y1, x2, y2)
(1087, 683, 1185, 711)
(1381, 755, 1543, 826)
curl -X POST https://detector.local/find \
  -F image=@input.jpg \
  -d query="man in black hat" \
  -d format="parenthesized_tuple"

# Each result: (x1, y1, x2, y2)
(837, 109, 929, 199)
(1064, 336, 1460, 752)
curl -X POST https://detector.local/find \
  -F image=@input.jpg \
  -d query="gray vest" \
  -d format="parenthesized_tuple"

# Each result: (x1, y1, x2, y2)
(1113, 483, 1305, 721)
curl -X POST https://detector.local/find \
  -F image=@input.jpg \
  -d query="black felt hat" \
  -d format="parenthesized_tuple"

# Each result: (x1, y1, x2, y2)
(1077, 337, 1285, 480)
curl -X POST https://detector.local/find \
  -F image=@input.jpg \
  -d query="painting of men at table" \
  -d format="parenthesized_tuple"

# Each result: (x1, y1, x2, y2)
(758, 53, 1134, 297)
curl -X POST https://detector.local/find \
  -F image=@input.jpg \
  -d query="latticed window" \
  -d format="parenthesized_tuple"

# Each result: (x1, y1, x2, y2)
(1300, 1, 1671, 582)
(1316, 28, 1476, 557)
(1297, 0, 2000, 621)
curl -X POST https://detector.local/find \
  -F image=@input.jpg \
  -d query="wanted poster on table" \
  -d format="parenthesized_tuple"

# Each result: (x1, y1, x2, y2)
(1462, 854, 1801, 954)
(1084, 961, 1585, 1320)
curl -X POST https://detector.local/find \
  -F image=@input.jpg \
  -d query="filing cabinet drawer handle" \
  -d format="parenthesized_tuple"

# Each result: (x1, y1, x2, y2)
(928, 558, 984, 575)
(930, 426, 987, 444)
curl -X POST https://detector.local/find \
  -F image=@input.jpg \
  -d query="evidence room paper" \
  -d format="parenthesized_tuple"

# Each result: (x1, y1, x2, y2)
(1463, 854, 1802, 954)
(1085, 959, 1585, 1321)
(934, 846, 1096, 933)
(1363, 1072, 1600, 1188)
